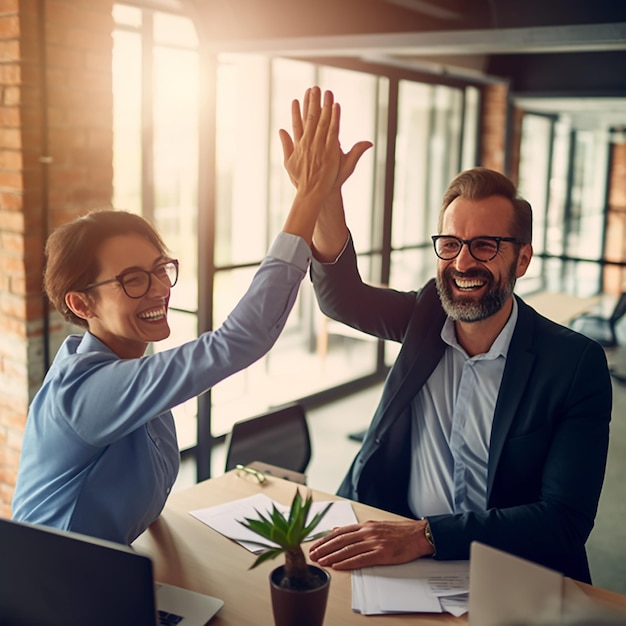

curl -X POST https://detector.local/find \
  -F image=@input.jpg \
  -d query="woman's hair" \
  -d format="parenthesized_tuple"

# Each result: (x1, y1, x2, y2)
(438, 167, 533, 244)
(44, 209, 168, 328)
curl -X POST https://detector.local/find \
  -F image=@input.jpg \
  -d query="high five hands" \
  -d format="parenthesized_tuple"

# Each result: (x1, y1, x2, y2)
(279, 87, 373, 194)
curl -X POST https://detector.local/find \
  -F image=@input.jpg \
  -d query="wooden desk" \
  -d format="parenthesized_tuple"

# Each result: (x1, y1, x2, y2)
(133, 472, 626, 626)
(523, 291, 601, 326)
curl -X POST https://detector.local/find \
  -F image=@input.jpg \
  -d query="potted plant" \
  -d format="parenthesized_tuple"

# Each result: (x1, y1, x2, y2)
(240, 489, 333, 626)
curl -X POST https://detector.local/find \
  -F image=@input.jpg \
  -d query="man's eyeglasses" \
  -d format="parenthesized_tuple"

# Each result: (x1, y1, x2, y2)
(82, 259, 179, 299)
(431, 236, 521, 262)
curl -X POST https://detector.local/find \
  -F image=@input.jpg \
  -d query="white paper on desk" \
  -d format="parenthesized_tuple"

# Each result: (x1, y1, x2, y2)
(440, 595, 471, 617)
(189, 493, 358, 553)
(352, 559, 469, 616)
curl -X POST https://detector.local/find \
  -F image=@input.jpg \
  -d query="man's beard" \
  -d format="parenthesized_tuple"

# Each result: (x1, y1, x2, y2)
(435, 259, 518, 323)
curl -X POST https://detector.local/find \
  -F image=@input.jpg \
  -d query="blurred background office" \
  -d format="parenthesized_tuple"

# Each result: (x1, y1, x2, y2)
(0, 0, 625, 593)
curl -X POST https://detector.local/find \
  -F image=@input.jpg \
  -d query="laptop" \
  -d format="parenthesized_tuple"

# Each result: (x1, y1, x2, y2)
(469, 541, 563, 626)
(0, 517, 223, 626)
(469, 542, 626, 626)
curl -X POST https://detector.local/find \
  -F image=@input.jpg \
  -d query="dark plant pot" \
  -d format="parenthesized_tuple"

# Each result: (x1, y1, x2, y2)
(269, 565, 330, 626)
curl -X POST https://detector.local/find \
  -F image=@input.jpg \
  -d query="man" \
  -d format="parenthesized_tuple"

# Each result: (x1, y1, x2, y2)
(304, 164, 612, 584)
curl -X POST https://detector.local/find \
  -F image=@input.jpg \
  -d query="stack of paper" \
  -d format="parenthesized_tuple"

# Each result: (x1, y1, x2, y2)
(352, 559, 470, 617)
(190, 493, 358, 553)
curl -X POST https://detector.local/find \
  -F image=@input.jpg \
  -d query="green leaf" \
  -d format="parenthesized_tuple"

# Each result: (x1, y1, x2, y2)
(306, 529, 331, 542)
(269, 525, 289, 547)
(303, 501, 333, 537)
(240, 514, 275, 541)
(269, 505, 289, 534)
(248, 547, 286, 570)
(286, 491, 309, 545)
(286, 490, 301, 525)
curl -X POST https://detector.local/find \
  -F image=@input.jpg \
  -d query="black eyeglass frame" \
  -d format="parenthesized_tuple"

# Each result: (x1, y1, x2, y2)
(82, 259, 179, 299)
(431, 235, 522, 262)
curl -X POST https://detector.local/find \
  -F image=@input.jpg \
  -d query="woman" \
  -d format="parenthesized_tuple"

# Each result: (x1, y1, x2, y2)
(11, 87, 371, 544)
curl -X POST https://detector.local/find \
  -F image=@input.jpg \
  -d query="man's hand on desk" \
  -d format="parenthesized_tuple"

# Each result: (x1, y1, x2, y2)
(308, 519, 435, 570)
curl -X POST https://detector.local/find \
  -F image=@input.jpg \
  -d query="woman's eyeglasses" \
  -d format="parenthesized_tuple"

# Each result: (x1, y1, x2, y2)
(82, 259, 179, 299)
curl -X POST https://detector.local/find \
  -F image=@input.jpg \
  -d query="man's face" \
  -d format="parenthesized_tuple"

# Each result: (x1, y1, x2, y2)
(435, 195, 532, 323)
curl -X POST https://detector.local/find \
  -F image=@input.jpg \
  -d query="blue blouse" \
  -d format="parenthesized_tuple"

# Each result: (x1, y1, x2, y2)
(12, 233, 311, 544)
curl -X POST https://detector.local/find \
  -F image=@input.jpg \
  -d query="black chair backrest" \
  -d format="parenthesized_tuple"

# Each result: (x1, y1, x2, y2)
(610, 292, 626, 326)
(224, 402, 311, 473)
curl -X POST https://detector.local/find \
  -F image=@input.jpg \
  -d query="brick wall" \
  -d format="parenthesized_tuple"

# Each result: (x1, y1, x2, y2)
(479, 82, 533, 192)
(0, 0, 113, 518)
(480, 82, 509, 174)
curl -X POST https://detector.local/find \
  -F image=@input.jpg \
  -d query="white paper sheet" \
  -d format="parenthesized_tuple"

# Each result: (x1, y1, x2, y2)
(352, 559, 469, 616)
(190, 493, 358, 553)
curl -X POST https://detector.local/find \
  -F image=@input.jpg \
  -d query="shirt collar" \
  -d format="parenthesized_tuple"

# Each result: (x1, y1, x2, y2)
(76, 331, 119, 356)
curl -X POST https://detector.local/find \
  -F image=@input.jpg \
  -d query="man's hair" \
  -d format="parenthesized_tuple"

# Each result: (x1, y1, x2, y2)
(44, 209, 168, 328)
(438, 167, 533, 244)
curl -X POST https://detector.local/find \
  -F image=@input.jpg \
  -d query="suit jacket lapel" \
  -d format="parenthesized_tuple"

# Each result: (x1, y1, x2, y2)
(487, 296, 537, 502)
(373, 280, 447, 437)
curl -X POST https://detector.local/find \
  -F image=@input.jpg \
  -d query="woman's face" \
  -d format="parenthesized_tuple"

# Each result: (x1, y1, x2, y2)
(77, 233, 173, 359)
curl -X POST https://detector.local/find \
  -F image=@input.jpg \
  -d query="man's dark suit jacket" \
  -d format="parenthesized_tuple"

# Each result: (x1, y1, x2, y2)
(311, 236, 612, 583)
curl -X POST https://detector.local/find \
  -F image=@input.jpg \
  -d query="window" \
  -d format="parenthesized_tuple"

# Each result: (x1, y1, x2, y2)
(113, 3, 482, 471)
(387, 80, 475, 363)
(113, 5, 200, 449)
(210, 57, 382, 435)
(519, 114, 610, 298)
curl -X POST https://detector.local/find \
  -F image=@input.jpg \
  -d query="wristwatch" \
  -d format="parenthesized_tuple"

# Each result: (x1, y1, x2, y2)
(423, 519, 436, 553)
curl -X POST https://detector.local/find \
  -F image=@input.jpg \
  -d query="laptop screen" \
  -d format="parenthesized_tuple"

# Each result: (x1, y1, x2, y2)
(0, 518, 158, 626)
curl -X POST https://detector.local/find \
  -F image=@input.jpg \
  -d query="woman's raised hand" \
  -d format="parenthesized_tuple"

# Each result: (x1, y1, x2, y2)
(279, 87, 372, 193)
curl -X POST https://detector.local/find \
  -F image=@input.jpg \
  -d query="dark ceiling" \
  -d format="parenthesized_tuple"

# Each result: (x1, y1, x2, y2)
(173, 0, 626, 129)
(188, 0, 625, 39)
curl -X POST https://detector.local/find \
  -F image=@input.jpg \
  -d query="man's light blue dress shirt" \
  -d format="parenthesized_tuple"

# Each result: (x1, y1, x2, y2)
(12, 232, 311, 545)
(408, 300, 518, 517)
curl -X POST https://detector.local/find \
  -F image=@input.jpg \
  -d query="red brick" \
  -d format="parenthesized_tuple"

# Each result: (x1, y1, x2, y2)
(0, 460, 20, 485)
(0, 229, 23, 253)
(0, 14, 19, 37)
(0, 39, 19, 62)
(0, 191, 23, 210)
(0, 313, 28, 337)
(2, 85, 20, 106)
(0, 67, 22, 89)
(0, 149, 21, 169)
(0, 478, 17, 499)
(0, 0, 19, 13)
(0, 395, 28, 422)
(1, 353, 26, 379)
(0, 169, 22, 188)
(0, 252, 23, 273)
(0, 127, 20, 149)
(0, 290, 25, 318)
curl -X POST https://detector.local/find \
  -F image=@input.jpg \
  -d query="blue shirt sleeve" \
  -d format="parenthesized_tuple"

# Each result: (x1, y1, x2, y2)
(56, 232, 311, 446)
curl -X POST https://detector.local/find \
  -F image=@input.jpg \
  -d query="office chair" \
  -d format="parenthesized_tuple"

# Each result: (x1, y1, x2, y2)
(569, 292, 626, 349)
(224, 402, 312, 483)
(570, 292, 626, 385)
